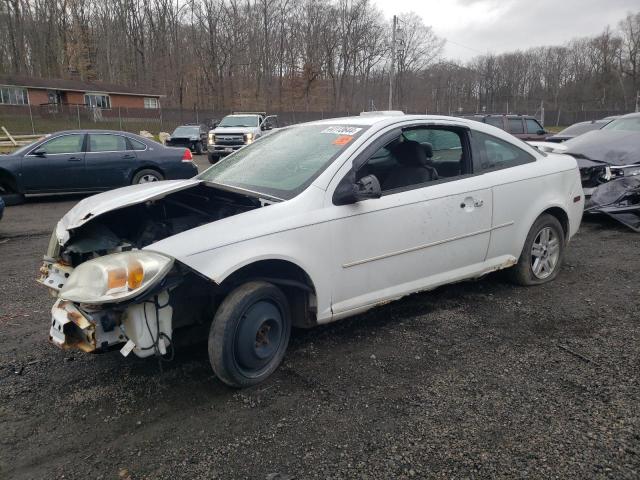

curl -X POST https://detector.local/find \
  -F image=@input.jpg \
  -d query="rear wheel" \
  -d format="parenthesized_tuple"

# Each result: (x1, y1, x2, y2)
(208, 153, 219, 164)
(208, 281, 291, 388)
(132, 169, 164, 184)
(509, 214, 565, 286)
(0, 182, 25, 206)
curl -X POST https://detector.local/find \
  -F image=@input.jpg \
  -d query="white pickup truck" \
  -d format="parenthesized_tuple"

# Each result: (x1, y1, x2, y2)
(207, 112, 277, 164)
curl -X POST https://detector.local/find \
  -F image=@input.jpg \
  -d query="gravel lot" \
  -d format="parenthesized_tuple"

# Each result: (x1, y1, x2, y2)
(1, 156, 639, 479)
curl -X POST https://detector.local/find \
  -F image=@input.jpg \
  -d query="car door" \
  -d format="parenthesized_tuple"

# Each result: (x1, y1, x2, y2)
(85, 133, 137, 189)
(470, 130, 538, 261)
(326, 123, 493, 317)
(21, 133, 86, 192)
(525, 118, 547, 140)
(507, 117, 526, 139)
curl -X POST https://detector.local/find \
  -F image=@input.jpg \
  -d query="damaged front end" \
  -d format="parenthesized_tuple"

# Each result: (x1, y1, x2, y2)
(38, 182, 268, 357)
(585, 176, 640, 232)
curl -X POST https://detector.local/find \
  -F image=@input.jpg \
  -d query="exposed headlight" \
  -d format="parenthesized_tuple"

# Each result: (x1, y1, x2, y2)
(46, 229, 61, 259)
(244, 133, 255, 144)
(208, 133, 215, 145)
(60, 251, 173, 304)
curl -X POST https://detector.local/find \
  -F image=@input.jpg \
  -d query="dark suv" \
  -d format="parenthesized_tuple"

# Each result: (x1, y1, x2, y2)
(166, 124, 209, 154)
(464, 114, 548, 141)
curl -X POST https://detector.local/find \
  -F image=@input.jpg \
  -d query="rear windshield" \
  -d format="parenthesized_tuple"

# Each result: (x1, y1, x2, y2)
(199, 124, 368, 199)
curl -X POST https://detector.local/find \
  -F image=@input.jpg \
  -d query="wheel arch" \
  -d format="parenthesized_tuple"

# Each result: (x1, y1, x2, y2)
(218, 258, 318, 328)
(539, 205, 570, 243)
(0, 168, 20, 193)
(130, 165, 164, 183)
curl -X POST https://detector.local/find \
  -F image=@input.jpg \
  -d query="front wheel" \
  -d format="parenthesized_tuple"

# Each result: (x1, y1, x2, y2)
(509, 214, 565, 286)
(208, 153, 219, 164)
(194, 141, 204, 155)
(132, 169, 164, 184)
(209, 281, 291, 388)
(0, 183, 25, 206)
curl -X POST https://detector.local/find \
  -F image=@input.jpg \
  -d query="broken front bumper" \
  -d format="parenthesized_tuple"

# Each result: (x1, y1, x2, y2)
(49, 300, 124, 353)
(38, 260, 73, 296)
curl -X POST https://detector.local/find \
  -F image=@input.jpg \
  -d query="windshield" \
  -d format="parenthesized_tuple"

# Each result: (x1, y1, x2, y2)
(219, 116, 260, 128)
(557, 121, 606, 136)
(199, 124, 368, 199)
(10, 139, 41, 156)
(172, 126, 199, 137)
(602, 116, 640, 132)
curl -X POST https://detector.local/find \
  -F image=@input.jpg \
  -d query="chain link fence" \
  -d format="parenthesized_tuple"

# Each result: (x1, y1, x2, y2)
(1, 103, 630, 137)
(0, 104, 353, 136)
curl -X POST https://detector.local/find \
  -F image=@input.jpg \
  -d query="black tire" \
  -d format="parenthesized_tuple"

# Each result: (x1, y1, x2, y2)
(0, 183, 25, 206)
(209, 281, 291, 388)
(131, 169, 164, 185)
(509, 214, 565, 286)
(208, 153, 219, 164)
(194, 141, 204, 155)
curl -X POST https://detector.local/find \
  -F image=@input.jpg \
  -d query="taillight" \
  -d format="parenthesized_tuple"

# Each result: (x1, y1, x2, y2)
(182, 149, 193, 162)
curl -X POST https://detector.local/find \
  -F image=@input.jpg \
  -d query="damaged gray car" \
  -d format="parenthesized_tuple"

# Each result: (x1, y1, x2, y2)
(531, 112, 640, 231)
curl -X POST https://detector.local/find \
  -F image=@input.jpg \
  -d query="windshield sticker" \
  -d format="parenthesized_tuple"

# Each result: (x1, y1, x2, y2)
(333, 135, 354, 146)
(321, 126, 363, 135)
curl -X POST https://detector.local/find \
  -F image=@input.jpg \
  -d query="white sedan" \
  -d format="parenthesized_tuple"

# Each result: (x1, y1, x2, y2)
(39, 113, 584, 387)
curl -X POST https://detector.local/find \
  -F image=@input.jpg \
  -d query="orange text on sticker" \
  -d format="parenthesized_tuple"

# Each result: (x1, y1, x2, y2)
(333, 135, 353, 146)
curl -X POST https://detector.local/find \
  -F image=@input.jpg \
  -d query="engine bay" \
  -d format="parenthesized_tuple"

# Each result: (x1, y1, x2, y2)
(58, 184, 265, 266)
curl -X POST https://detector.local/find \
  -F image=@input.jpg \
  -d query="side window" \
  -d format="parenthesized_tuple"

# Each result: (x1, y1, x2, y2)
(526, 118, 543, 133)
(89, 134, 127, 152)
(485, 117, 504, 129)
(128, 138, 147, 151)
(473, 131, 535, 171)
(359, 127, 469, 193)
(35, 135, 84, 155)
(508, 118, 524, 134)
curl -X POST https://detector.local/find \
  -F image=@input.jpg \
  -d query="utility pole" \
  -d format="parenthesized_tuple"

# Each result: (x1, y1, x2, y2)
(388, 15, 397, 110)
(636, 91, 639, 113)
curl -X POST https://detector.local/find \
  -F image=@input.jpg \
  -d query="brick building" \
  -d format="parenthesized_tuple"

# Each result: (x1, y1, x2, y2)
(0, 75, 162, 110)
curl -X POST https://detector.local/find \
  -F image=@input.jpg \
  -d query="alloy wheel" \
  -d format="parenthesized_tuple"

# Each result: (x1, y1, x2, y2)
(531, 226, 560, 279)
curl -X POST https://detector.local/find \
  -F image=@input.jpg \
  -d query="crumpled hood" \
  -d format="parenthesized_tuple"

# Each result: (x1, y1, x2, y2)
(563, 130, 640, 166)
(55, 179, 201, 245)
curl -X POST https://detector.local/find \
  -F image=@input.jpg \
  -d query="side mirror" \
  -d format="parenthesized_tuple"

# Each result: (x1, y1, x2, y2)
(33, 148, 46, 157)
(333, 173, 382, 205)
(262, 122, 272, 131)
(354, 174, 382, 201)
(537, 129, 546, 135)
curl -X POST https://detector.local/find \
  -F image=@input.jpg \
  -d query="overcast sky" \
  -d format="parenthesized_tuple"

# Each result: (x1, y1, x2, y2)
(377, 0, 639, 61)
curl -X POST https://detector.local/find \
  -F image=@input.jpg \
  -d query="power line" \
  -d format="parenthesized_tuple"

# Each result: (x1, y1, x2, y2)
(446, 39, 486, 55)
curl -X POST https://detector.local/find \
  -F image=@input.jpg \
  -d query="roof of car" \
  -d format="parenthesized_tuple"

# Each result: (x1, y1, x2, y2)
(307, 114, 477, 128)
(48, 129, 146, 135)
(617, 112, 640, 119)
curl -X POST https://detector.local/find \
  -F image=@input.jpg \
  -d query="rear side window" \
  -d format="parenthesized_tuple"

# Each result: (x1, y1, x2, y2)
(473, 131, 535, 172)
(89, 134, 127, 152)
(128, 138, 147, 151)
(508, 118, 524, 134)
(36, 134, 84, 154)
(526, 118, 543, 133)
(485, 117, 504, 129)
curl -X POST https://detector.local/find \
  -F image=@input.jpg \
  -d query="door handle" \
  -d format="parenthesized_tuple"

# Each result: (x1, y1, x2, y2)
(122, 154, 135, 159)
(460, 198, 484, 209)
(67, 157, 82, 162)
